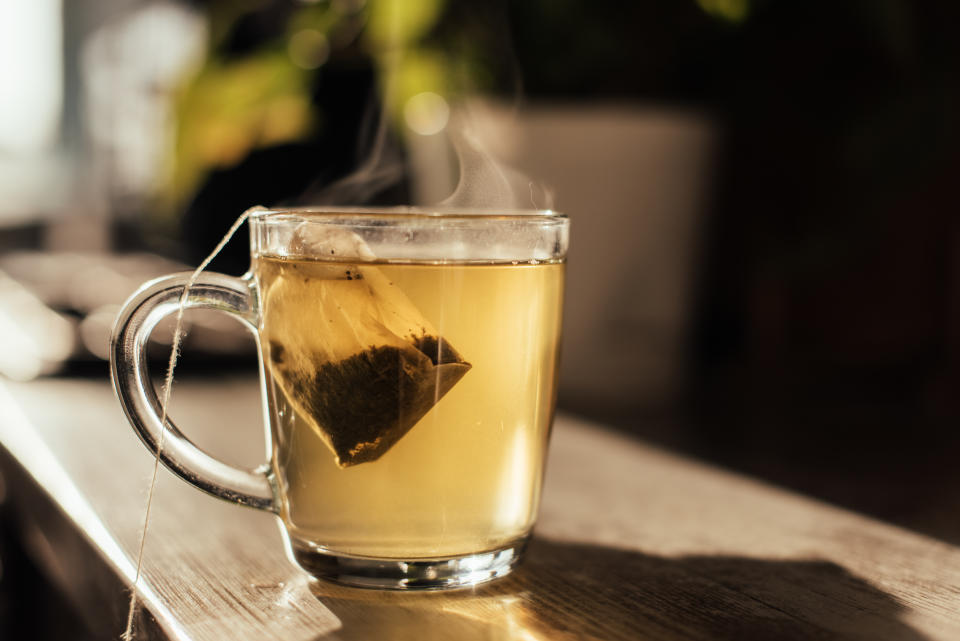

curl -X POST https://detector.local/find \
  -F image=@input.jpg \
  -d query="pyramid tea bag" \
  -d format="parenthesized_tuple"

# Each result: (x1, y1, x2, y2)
(261, 224, 471, 467)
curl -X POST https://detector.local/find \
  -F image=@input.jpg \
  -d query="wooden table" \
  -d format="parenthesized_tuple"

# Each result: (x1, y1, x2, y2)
(1, 376, 958, 641)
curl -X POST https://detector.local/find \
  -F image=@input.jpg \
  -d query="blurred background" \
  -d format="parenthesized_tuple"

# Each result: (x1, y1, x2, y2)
(1, 0, 959, 635)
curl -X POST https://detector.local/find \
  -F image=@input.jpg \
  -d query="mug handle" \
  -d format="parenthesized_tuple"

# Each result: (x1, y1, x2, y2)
(109, 272, 276, 512)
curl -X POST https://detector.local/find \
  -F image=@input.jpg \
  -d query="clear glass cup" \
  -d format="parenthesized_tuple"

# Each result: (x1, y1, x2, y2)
(110, 207, 569, 589)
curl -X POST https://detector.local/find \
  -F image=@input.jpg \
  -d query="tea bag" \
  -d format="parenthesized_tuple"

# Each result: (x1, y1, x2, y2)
(263, 224, 471, 467)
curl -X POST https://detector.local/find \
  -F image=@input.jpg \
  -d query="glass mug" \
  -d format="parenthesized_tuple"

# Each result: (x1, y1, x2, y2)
(110, 208, 568, 589)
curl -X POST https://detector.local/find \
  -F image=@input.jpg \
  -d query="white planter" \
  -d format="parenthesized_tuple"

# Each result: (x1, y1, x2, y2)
(417, 102, 717, 412)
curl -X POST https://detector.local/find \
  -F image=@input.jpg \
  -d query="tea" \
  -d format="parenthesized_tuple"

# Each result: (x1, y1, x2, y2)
(258, 242, 473, 467)
(256, 255, 564, 559)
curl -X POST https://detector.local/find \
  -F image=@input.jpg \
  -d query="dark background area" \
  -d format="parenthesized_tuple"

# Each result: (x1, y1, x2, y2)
(524, 0, 960, 545)
(505, 0, 960, 545)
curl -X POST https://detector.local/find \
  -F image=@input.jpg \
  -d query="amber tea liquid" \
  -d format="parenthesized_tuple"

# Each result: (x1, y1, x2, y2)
(255, 255, 564, 559)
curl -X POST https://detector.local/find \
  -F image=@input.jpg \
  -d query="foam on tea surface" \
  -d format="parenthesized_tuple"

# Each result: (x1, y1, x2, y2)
(260, 224, 472, 466)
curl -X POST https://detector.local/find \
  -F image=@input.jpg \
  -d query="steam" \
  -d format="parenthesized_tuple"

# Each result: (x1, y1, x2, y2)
(300, 89, 553, 212)
(441, 106, 555, 211)
(300, 99, 407, 205)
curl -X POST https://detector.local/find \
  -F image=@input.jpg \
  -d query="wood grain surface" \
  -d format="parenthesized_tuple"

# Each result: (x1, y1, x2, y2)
(1, 376, 959, 641)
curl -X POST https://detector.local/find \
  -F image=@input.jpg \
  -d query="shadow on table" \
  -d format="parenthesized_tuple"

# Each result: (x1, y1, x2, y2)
(310, 537, 931, 641)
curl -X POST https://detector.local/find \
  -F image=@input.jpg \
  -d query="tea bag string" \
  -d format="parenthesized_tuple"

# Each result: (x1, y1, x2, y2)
(122, 206, 264, 641)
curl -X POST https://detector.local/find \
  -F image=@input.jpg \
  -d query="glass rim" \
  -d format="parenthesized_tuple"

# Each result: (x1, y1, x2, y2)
(249, 206, 568, 226)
